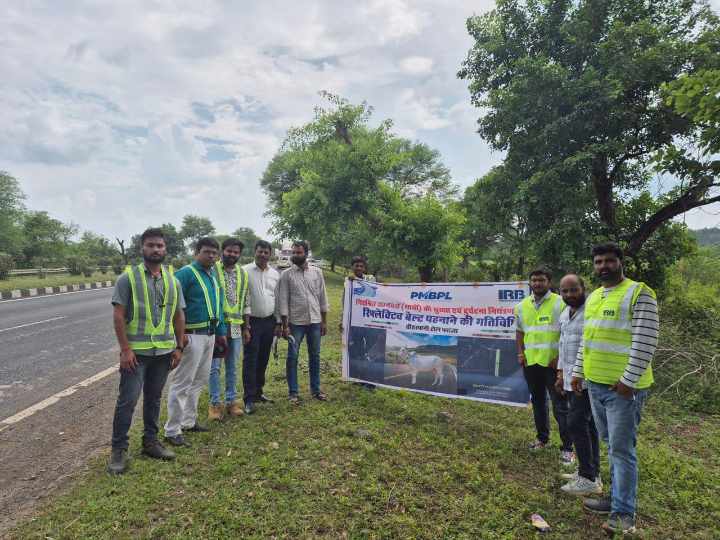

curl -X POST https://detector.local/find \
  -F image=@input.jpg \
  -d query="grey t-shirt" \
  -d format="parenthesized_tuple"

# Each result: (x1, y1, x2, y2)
(112, 268, 186, 356)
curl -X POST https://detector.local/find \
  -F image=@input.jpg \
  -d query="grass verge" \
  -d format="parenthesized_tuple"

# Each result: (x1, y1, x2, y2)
(0, 271, 117, 294)
(10, 272, 720, 539)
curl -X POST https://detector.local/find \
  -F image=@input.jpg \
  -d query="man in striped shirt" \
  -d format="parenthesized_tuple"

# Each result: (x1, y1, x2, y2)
(571, 243, 659, 536)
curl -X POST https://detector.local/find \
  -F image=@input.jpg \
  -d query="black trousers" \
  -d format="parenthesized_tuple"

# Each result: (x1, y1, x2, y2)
(568, 389, 600, 481)
(111, 353, 172, 450)
(523, 363, 572, 450)
(243, 315, 276, 403)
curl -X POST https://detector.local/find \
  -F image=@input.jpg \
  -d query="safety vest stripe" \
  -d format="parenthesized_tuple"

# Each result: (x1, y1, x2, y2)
(585, 319, 631, 330)
(524, 324, 560, 333)
(524, 342, 560, 350)
(188, 265, 220, 321)
(585, 340, 631, 355)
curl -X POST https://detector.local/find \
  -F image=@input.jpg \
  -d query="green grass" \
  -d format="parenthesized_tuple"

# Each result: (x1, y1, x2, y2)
(0, 271, 117, 294)
(11, 272, 720, 539)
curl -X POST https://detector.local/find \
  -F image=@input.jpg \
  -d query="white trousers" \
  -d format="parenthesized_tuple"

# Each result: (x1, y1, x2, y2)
(164, 334, 214, 437)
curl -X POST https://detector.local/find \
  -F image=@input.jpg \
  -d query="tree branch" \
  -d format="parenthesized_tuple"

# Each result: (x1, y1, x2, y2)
(626, 180, 720, 257)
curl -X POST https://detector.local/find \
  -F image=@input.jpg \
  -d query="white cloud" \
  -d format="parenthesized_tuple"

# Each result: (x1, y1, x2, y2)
(1, 0, 718, 243)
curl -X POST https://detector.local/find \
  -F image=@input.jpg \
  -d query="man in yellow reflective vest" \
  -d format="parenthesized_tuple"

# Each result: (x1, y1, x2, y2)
(108, 228, 186, 474)
(164, 237, 226, 447)
(208, 237, 251, 419)
(514, 268, 573, 464)
(572, 243, 659, 536)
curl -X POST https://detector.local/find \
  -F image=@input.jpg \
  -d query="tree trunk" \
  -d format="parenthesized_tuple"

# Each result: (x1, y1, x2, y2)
(418, 265, 434, 283)
(591, 155, 616, 231)
(115, 238, 126, 263)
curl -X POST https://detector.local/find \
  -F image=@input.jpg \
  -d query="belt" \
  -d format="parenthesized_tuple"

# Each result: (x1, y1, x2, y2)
(250, 315, 277, 321)
(185, 328, 215, 335)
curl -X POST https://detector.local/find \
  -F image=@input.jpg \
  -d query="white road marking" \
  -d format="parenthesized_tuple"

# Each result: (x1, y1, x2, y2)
(0, 316, 66, 333)
(0, 287, 110, 304)
(0, 365, 118, 432)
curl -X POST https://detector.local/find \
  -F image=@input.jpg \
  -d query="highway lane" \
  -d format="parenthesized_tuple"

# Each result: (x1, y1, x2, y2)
(0, 288, 118, 419)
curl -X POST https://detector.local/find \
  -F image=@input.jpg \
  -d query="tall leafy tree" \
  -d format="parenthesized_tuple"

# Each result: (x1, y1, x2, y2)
(459, 0, 720, 259)
(180, 215, 216, 246)
(0, 172, 26, 258)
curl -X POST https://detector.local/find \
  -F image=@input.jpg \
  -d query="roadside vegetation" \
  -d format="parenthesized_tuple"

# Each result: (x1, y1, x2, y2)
(10, 272, 720, 539)
(0, 271, 118, 295)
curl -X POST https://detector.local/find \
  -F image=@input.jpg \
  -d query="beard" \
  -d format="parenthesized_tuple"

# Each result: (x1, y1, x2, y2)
(143, 252, 165, 264)
(222, 254, 239, 266)
(599, 268, 622, 283)
(291, 255, 307, 266)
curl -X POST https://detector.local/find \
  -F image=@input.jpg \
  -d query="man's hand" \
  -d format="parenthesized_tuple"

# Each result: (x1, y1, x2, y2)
(554, 373, 564, 394)
(243, 327, 252, 345)
(517, 353, 526, 366)
(170, 349, 182, 370)
(548, 357, 558, 370)
(611, 381, 635, 400)
(273, 324, 282, 338)
(570, 376, 583, 395)
(182, 334, 190, 348)
(120, 349, 138, 372)
(216, 335, 228, 349)
(320, 321, 327, 336)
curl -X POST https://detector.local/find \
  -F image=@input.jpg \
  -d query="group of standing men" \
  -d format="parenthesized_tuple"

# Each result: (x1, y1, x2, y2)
(515, 243, 659, 536)
(107, 229, 329, 473)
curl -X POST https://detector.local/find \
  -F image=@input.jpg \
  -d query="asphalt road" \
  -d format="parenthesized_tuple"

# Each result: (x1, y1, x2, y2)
(0, 288, 118, 420)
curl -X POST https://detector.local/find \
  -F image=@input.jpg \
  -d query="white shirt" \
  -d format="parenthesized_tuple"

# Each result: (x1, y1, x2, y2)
(243, 262, 280, 318)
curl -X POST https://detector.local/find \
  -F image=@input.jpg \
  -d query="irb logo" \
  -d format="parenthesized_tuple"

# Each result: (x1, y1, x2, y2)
(499, 289, 525, 301)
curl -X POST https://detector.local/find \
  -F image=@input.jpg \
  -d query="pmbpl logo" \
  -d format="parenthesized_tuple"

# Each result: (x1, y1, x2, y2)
(498, 289, 525, 302)
(410, 291, 453, 301)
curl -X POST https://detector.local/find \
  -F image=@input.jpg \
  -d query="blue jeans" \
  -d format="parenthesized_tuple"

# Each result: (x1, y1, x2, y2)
(286, 323, 321, 395)
(209, 336, 242, 404)
(588, 381, 648, 516)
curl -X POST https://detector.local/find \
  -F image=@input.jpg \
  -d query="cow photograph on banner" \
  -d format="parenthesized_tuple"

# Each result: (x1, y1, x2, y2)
(341, 280, 532, 406)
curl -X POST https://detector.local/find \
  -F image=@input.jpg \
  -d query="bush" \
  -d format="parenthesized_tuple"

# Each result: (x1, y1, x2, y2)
(67, 255, 93, 277)
(111, 255, 126, 276)
(0, 252, 15, 280)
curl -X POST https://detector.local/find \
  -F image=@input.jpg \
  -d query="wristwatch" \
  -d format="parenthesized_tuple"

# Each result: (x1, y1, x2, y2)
(175, 345, 184, 352)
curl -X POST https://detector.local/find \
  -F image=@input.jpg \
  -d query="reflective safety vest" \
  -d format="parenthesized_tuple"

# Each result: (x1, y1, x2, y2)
(515, 292, 565, 367)
(215, 261, 249, 325)
(583, 278, 655, 388)
(186, 265, 221, 330)
(125, 264, 178, 351)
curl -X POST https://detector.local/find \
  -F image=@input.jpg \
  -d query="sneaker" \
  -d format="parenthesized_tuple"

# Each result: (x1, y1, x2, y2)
(561, 476, 603, 496)
(208, 403, 224, 421)
(312, 392, 328, 401)
(560, 469, 579, 481)
(184, 423, 209, 433)
(142, 440, 175, 461)
(164, 434, 191, 447)
(226, 401, 244, 417)
(529, 439, 548, 450)
(583, 497, 611, 514)
(602, 513, 636, 535)
(288, 393, 300, 404)
(257, 394, 274, 403)
(107, 448, 128, 475)
(560, 450, 576, 466)
(244, 401, 255, 415)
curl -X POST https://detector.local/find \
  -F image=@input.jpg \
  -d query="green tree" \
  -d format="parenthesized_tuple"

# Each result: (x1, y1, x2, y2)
(458, 0, 720, 260)
(21, 211, 77, 266)
(231, 227, 262, 251)
(180, 215, 216, 246)
(0, 172, 26, 258)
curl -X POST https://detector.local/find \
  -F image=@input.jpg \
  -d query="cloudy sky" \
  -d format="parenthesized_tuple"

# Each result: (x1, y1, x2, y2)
(2, 0, 718, 242)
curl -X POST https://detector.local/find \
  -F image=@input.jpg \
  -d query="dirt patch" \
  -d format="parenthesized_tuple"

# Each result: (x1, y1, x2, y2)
(0, 372, 120, 536)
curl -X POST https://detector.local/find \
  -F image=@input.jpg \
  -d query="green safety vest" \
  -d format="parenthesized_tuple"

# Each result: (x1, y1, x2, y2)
(515, 292, 565, 367)
(125, 264, 178, 351)
(215, 261, 249, 325)
(583, 278, 655, 389)
(186, 265, 221, 329)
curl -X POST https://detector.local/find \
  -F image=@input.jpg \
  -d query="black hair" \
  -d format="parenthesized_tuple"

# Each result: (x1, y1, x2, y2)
(529, 267, 552, 281)
(140, 227, 165, 244)
(254, 239, 273, 251)
(292, 240, 309, 254)
(195, 237, 220, 253)
(351, 255, 367, 266)
(221, 237, 244, 251)
(591, 242, 624, 261)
